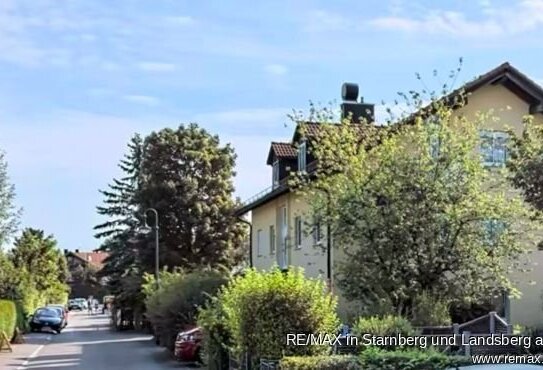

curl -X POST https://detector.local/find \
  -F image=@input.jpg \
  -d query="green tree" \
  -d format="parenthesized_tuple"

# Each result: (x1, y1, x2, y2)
(10, 228, 70, 308)
(295, 95, 538, 316)
(0, 150, 21, 248)
(94, 134, 144, 306)
(138, 124, 245, 270)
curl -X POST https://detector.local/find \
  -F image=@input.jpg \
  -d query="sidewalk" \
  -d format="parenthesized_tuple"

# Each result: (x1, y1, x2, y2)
(0, 332, 52, 370)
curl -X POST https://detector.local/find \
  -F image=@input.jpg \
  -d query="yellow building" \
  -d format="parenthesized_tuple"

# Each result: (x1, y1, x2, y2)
(235, 62, 543, 327)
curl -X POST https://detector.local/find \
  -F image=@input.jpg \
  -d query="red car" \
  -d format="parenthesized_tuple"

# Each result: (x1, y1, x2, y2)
(174, 327, 203, 362)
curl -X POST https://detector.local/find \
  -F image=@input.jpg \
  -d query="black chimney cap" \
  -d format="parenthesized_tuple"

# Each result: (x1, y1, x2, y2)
(342, 83, 359, 101)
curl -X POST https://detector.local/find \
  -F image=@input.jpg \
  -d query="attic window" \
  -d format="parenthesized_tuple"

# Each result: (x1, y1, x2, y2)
(298, 141, 307, 172)
(480, 130, 508, 167)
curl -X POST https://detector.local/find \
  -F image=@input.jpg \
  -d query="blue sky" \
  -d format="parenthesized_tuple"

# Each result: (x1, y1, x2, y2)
(0, 0, 542, 251)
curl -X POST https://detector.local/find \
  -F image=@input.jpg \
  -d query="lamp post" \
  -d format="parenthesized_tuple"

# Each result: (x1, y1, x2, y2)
(144, 208, 160, 289)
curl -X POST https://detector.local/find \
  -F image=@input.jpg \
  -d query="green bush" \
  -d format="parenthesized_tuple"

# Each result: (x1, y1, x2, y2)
(352, 315, 414, 350)
(281, 355, 361, 370)
(15, 301, 28, 333)
(360, 348, 471, 370)
(411, 292, 451, 327)
(198, 297, 230, 370)
(0, 299, 17, 341)
(220, 268, 339, 364)
(144, 269, 227, 351)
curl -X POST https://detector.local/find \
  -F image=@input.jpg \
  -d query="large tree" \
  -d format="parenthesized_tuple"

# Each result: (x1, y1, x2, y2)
(296, 96, 539, 317)
(137, 124, 245, 270)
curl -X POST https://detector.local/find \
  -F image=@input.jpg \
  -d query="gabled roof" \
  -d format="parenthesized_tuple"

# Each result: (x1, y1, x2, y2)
(459, 62, 543, 113)
(66, 250, 109, 270)
(266, 142, 297, 165)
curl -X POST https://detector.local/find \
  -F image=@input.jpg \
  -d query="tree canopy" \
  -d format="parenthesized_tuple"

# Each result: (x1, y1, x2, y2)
(295, 95, 539, 316)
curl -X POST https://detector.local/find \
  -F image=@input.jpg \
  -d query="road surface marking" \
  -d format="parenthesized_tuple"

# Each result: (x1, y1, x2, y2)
(16, 334, 52, 370)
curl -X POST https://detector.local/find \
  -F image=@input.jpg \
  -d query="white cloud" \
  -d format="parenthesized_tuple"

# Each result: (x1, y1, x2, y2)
(302, 10, 350, 32)
(164, 16, 195, 26)
(137, 61, 176, 72)
(370, 0, 543, 38)
(194, 107, 292, 132)
(264, 63, 288, 76)
(123, 95, 160, 106)
(536, 79, 543, 87)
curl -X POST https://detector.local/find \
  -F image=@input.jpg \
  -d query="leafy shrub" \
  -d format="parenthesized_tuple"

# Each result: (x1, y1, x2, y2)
(198, 297, 230, 370)
(0, 299, 17, 341)
(360, 347, 471, 370)
(143, 269, 227, 351)
(281, 355, 361, 370)
(352, 315, 414, 348)
(411, 292, 451, 327)
(220, 268, 339, 364)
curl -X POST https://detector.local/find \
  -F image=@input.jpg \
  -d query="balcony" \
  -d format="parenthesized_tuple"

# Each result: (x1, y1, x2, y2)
(239, 161, 319, 209)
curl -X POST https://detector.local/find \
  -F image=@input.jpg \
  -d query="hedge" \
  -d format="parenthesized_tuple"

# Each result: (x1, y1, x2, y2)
(280, 350, 471, 370)
(0, 299, 17, 341)
(360, 348, 471, 370)
(281, 355, 361, 370)
(220, 268, 339, 363)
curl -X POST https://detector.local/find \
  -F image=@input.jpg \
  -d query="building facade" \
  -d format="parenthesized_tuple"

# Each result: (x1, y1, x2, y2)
(236, 63, 543, 326)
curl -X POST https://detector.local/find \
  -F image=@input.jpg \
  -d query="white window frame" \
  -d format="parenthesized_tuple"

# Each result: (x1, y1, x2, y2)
(294, 216, 302, 249)
(272, 160, 280, 188)
(256, 229, 263, 256)
(298, 141, 307, 172)
(479, 130, 509, 167)
(313, 220, 322, 245)
(280, 206, 288, 269)
(269, 225, 275, 255)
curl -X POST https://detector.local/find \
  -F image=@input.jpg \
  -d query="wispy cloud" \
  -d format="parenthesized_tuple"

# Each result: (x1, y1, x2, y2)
(370, 0, 543, 38)
(137, 61, 176, 72)
(123, 95, 160, 106)
(264, 63, 288, 76)
(164, 15, 195, 26)
(302, 10, 350, 32)
(194, 107, 291, 134)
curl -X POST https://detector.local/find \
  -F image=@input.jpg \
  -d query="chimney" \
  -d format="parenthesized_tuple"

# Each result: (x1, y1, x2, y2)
(340, 82, 374, 123)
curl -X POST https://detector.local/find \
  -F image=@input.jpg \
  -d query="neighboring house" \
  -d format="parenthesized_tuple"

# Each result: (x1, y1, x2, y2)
(64, 249, 110, 299)
(235, 62, 543, 326)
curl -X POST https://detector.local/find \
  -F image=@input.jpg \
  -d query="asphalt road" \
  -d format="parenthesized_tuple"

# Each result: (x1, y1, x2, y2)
(0, 311, 194, 370)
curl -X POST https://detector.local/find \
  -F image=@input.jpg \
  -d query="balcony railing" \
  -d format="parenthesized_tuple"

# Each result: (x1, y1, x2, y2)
(240, 161, 319, 207)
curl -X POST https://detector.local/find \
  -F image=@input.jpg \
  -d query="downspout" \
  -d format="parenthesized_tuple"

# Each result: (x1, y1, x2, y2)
(237, 217, 253, 268)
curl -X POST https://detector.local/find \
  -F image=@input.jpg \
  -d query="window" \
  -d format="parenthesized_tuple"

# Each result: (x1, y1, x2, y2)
(313, 220, 322, 244)
(269, 225, 275, 254)
(298, 141, 307, 172)
(482, 219, 506, 248)
(294, 216, 302, 248)
(429, 135, 440, 159)
(480, 130, 509, 167)
(272, 161, 280, 187)
(256, 229, 263, 256)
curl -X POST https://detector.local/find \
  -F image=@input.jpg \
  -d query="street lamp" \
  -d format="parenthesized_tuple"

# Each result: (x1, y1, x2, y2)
(142, 208, 160, 289)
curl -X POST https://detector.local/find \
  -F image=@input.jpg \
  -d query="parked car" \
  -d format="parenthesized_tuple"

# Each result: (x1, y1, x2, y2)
(68, 298, 88, 311)
(174, 327, 203, 363)
(30, 307, 66, 333)
(46, 304, 68, 327)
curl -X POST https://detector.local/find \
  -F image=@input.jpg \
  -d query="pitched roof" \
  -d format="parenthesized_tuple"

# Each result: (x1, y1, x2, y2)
(456, 62, 543, 112)
(266, 142, 297, 165)
(68, 251, 110, 270)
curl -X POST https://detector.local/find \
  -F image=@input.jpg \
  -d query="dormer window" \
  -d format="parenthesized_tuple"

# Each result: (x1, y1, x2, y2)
(272, 160, 279, 188)
(298, 141, 307, 172)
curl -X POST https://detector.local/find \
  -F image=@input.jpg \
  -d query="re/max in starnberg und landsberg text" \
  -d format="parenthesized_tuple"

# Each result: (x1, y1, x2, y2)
(286, 333, 535, 349)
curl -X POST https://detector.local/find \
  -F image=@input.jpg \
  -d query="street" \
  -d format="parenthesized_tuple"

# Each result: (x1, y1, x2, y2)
(0, 312, 194, 370)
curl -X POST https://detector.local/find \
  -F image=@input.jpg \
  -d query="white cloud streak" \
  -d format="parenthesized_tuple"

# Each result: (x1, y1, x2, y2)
(137, 61, 176, 72)
(370, 0, 543, 38)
